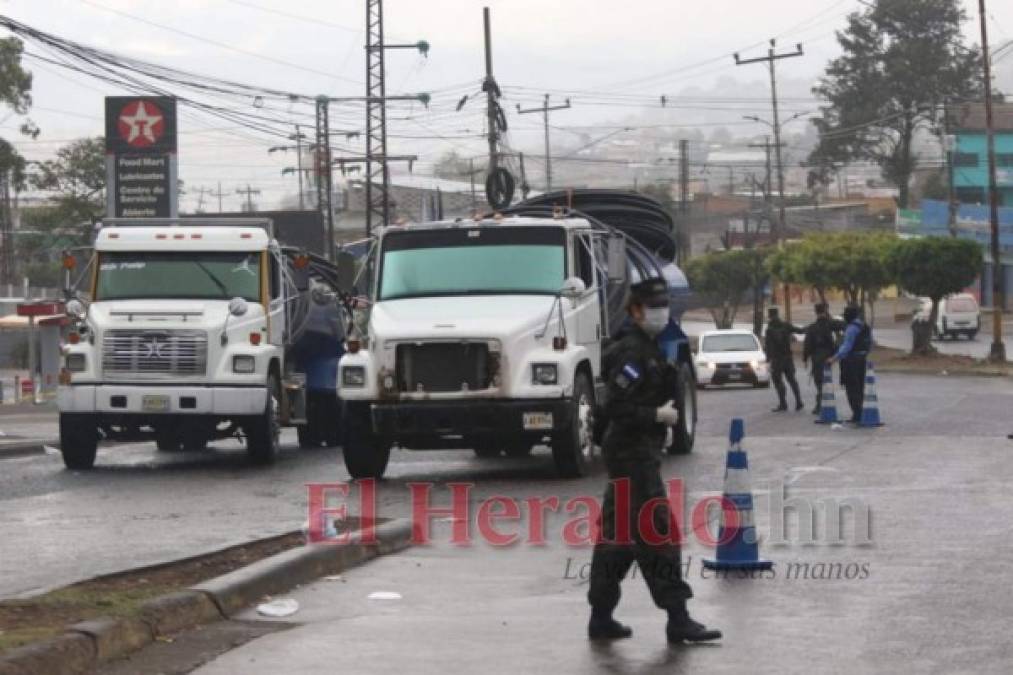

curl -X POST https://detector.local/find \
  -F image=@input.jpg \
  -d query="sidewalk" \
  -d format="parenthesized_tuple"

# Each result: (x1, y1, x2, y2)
(0, 401, 58, 457)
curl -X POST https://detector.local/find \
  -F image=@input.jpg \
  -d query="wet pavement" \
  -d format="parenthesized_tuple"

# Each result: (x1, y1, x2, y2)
(173, 373, 1012, 674)
(6, 372, 1013, 671)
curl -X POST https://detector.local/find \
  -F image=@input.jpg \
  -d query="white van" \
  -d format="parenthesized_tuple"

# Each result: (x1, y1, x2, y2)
(916, 294, 981, 341)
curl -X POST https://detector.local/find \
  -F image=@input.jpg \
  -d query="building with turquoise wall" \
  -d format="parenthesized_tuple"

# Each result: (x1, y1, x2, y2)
(951, 101, 1013, 207)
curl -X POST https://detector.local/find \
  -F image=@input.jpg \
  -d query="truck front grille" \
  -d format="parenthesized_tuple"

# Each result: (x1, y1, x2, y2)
(395, 343, 492, 393)
(102, 329, 208, 378)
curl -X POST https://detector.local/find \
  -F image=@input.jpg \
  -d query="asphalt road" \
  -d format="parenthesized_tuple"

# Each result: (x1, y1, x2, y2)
(2, 373, 1010, 607)
(84, 371, 1009, 675)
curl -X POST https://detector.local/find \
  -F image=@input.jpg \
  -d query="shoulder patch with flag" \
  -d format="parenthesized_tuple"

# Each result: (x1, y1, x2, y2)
(615, 362, 642, 389)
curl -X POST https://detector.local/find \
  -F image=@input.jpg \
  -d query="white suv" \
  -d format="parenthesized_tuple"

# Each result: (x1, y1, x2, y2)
(916, 294, 981, 341)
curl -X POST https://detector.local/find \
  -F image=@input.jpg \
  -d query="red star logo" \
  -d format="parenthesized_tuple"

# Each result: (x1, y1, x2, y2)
(117, 100, 165, 148)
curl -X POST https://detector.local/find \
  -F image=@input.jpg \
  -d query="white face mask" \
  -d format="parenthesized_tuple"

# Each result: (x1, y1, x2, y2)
(642, 307, 670, 336)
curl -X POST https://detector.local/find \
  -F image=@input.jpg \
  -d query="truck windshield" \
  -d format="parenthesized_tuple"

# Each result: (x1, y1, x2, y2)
(378, 227, 566, 300)
(95, 252, 261, 302)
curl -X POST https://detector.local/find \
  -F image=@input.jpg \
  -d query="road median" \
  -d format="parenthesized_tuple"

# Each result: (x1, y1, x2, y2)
(0, 518, 415, 675)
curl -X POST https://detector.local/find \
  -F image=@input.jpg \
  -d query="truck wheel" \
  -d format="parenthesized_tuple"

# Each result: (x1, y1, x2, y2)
(667, 363, 697, 455)
(246, 374, 281, 465)
(551, 372, 596, 478)
(60, 413, 98, 470)
(342, 402, 390, 479)
(155, 430, 183, 452)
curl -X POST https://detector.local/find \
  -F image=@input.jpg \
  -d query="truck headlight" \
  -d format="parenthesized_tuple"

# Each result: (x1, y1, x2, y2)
(233, 355, 256, 373)
(532, 363, 558, 385)
(342, 366, 366, 387)
(66, 353, 86, 372)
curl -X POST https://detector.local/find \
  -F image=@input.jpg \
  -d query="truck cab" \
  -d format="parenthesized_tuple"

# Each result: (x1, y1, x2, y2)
(337, 213, 697, 479)
(58, 218, 345, 469)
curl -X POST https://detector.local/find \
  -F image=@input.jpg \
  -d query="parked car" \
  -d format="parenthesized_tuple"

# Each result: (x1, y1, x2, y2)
(915, 294, 980, 341)
(694, 329, 769, 389)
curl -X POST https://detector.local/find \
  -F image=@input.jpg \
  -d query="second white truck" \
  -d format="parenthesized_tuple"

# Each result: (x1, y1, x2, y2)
(337, 194, 698, 479)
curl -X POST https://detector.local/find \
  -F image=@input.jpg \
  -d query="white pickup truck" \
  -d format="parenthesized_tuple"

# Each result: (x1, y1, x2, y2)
(337, 209, 698, 479)
(57, 217, 346, 469)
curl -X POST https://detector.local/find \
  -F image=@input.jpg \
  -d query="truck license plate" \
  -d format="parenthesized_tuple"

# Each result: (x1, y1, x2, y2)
(142, 395, 170, 412)
(728, 372, 742, 380)
(523, 412, 553, 430)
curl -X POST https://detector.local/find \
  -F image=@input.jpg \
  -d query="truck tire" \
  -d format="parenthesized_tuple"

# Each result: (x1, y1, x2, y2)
(60, 413, 98, 470)
(667, 363, 697, 455)
(342, 402, 390, 479)
(245, 375, 281, 465)
(551, 372, 596, 478)
(156, 431, 183, 452)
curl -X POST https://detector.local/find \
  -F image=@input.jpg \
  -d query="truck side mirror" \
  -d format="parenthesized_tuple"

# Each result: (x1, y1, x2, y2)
(336, 251, 357, 293)
(607, 235, 627, 282)
(560, 277, 587, 299)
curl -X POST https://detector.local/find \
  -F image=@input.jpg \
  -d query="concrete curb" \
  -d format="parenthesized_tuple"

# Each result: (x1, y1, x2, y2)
(875, 365, 1010, 378)
(0, 441, 51, 459)
(0, 518, 416, 674)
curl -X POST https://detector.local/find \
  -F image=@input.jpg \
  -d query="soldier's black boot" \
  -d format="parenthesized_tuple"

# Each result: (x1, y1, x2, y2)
(588, 607, 633, 641)
(771, 403, 788, 412)
(666, 607, 722, 644)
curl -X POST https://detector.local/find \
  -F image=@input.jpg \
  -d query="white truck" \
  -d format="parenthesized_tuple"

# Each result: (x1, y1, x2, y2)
(57, 217, 347, 469)
(336, 201, 698, 480)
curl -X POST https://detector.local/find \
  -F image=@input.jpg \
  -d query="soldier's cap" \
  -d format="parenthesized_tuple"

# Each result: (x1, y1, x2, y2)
(814, 303, 829, 314)
(767, 306, 780, 316)
(629, 277, 669, 308)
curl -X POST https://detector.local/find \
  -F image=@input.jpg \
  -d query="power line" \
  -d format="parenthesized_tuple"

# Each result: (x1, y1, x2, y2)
(77, 0, 362, 84)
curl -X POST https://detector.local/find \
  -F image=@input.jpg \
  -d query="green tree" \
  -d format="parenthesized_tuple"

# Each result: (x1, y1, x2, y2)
(686, 249, 757, 329)
(809, 0, 980, 207)
(29, 137, 106, 238)
(0, 36, 36, 196)
(890, 237, 983, 354)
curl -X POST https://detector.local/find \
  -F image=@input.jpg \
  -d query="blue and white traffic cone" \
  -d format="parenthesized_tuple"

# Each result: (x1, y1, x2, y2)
(859, 362, 884, 428)
(815, 364, 840, 425)
(703, 419, 773, 571)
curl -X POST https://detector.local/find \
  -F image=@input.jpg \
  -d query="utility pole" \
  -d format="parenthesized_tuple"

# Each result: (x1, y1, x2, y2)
(943, 100, 958, 237)
(736, 39, 804, 320)
(293, 124, 306, 210)
(749, 136, 782, 230)
(236, 185, 261, 213)
(365, 0, 430, 236)
(315, 96, 334, 260)
(210, 182, 229, 213)
(483, 7, 499, 179)
(517, 94, 571, 192)
(0, 170, 11, 286)
(518, 152, 530, 200)
(679, 139, 689, 215)
(979, 0, 1006, 362)
(194, 186, 209, 213)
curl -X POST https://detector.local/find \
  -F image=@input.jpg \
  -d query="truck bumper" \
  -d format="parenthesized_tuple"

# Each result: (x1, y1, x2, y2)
(58, 385, 267, 416)
(371, 399, 572, 439)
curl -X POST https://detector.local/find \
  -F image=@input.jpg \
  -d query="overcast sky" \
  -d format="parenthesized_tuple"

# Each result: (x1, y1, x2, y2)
(4, 0, 1012, 211)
